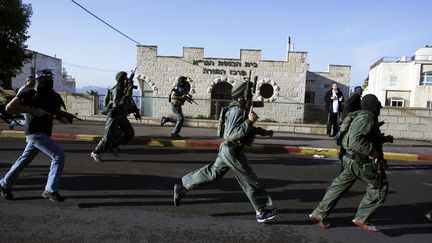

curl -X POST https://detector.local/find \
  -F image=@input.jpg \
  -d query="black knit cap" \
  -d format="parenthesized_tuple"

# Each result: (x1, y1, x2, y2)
(361, 94, 382, 111)
(354, 86, 363, 94)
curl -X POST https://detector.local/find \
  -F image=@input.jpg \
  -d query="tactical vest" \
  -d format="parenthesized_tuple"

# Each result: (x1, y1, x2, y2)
(340, 110, 377, 150)
(336, 110, 362, 146)
(104, 88, 113, 108)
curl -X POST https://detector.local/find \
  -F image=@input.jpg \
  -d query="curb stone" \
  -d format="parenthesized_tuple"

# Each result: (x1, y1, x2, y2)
(1, 129, 431, 162)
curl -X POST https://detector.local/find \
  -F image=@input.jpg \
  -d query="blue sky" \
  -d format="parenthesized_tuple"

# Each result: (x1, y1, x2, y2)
(23, 0, 431, 89)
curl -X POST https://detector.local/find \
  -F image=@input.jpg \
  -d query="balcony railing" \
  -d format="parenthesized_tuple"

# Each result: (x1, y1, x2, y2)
(370, 56, 414, 69)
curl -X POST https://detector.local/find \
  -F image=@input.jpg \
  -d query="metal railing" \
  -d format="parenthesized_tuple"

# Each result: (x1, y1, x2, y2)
(97, 94, 328, 124)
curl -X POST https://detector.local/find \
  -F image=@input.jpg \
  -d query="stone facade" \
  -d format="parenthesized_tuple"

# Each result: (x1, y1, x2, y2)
(60, 92, 431, 141)
(379, 107, 432, 141)
(136, 45, 350, 123)
(12, 50, 76, 93)
(59, 92, 97, 117)
(305, 65, 351, 123)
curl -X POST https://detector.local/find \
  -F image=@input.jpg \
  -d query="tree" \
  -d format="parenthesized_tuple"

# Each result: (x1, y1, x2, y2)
(0, 0, 33, 90)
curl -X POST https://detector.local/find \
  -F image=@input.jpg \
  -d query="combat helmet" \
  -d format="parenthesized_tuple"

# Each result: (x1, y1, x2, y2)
(231, 81, 247, 99)
(115, 71, 127, 82)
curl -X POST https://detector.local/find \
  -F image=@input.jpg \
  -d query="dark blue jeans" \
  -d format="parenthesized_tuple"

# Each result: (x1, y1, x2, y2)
(165, 103, 184, 135)
(0, 132, 65, 193)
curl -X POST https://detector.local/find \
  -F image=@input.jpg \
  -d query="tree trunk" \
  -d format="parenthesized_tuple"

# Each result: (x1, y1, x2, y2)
(0, 74, 13, 90)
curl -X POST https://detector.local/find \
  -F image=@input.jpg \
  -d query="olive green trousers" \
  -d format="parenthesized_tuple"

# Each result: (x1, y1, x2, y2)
(95, 115, 134, 153)
(182, 142, 272, 212)
(311, 156, 388, 223)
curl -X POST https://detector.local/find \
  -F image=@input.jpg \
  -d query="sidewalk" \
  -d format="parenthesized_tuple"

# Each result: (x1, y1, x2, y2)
(1, 120, 431, 162)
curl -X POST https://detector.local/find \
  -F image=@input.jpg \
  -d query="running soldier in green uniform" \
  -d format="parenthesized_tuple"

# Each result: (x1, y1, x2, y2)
(309, 94, 393, 232)
(173, 81, 277, 223)
(90, 71, 135, 162)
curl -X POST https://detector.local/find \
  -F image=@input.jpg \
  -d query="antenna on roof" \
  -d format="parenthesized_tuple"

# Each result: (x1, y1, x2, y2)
(286, 36, 294, 61)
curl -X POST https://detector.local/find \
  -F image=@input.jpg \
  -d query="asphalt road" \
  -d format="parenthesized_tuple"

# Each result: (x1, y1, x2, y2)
(0, 138, 431, 242)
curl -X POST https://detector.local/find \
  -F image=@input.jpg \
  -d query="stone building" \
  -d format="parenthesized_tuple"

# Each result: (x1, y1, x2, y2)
(136, 45, 350, 123)
(12, 50, 76, 93)
(305, 66, 351, 122)
(365, 46, 432, 108)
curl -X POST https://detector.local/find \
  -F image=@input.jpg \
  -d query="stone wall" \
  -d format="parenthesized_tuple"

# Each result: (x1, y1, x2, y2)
(305, 65, 351, 123)
(380, 107, 431, 141)
(136, 45, 350, 123)
(136, 46, 308, 123)
(59, 92, 97, 117)
(63, 92, 432, 141)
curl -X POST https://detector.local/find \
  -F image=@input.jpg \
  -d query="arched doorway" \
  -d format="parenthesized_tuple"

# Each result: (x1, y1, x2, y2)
(211, 82, 232, 119)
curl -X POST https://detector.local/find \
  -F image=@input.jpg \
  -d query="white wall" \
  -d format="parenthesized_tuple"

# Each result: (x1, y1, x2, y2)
(366, 47, 432, 108)
(12, 51, 76, 93)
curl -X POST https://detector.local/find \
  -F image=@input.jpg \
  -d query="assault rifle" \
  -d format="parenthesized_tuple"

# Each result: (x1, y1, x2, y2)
(17, 90, 82, 124)
(184, 94, 198, 105)
(217, 71, 265, 138)
(55, 110, 83, 124)
(373, 128, 394, 188)
(127, 68, 142, 122)
(243, 70, 264, 119)
(1, 107, 80, 125)
(127, 67, 138, 90)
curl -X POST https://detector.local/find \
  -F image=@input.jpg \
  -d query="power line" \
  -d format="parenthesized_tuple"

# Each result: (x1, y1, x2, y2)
(68, 1, 242, 73)
(68, 0, 199, 69)
(70, 0, 142, 45)
(63, 62, 118, 72)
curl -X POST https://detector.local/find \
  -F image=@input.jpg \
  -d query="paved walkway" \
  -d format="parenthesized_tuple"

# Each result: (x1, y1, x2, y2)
(1, 120, 431, 162)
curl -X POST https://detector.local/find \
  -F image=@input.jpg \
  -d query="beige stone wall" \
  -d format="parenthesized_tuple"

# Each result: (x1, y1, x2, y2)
(59, 92, 97, 117)
(136, 45, 308, 123)
(304, 65, 351, 123)
(380, 107, 432, 141)
(66, 92, 431, 141)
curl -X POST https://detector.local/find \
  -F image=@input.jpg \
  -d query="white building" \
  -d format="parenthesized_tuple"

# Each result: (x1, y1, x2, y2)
(12, 50, 76, 93)
(366, 46, 432, 108)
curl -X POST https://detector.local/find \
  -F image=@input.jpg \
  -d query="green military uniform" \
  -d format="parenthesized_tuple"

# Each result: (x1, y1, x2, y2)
(182, 101, 272, 212)
(311, 107, 388, 224)
(94, 76, 134, 153)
